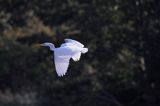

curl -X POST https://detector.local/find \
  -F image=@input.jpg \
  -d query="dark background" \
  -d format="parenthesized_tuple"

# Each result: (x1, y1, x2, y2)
(0, 0, 160, 106)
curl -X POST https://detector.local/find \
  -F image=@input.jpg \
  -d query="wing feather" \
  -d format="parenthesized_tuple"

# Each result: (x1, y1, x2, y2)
(72, 53, 81, 61)
(54, 54, 71, 77)
(64, 39, 84, 48)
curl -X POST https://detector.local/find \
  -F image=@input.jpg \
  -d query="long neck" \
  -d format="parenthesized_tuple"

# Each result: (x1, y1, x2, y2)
(45, 43, 55, 51)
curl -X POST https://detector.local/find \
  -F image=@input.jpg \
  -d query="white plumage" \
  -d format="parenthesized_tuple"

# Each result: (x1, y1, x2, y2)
(41, 39, 88, 77)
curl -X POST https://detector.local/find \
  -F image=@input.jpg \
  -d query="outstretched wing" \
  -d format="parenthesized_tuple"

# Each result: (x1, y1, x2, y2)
(54, 54, 71, 77)
(72, 52, 81, 61)
(64, 39, 84, 48)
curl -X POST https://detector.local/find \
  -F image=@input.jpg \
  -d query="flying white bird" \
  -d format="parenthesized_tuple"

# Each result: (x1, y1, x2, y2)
(38, 39, 88, 77)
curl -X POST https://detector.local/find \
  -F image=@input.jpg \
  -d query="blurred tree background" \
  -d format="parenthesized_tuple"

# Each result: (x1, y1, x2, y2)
(0, 0, 160, 106)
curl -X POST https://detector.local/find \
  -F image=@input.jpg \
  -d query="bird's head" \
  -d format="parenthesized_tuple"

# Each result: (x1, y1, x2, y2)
(33, 43, 52, 47)
(33, 43, 55, 51)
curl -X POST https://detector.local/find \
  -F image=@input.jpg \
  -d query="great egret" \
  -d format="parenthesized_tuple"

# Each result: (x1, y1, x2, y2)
(38, 39, 88, 77)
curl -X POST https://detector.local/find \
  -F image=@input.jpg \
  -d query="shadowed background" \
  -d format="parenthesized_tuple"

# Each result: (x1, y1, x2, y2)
(0, 0, 160, 106)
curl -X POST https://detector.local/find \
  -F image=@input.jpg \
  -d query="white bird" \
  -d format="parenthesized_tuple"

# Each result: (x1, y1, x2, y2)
(38, 39, 88, 77)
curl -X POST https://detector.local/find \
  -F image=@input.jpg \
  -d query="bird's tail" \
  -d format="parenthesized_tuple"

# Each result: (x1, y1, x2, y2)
(81, 48, 88, 54)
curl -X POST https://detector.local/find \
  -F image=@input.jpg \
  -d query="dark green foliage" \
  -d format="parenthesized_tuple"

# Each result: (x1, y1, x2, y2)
(0, 0, 160, 106)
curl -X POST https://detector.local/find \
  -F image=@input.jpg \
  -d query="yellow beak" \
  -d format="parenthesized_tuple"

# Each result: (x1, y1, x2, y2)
(32, 44, 44, 48)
